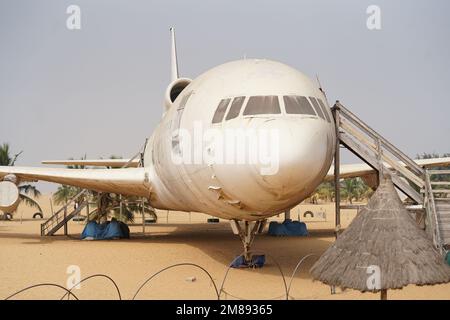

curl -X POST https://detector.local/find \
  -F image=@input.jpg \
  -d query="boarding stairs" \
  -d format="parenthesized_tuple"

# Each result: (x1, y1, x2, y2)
(425, 170, 450, 252)
(333, 101, 448, 255)
(40, 189, 89, 236)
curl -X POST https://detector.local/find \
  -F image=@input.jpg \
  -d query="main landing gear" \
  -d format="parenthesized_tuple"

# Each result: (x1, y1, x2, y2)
(230, 219, 267, 263)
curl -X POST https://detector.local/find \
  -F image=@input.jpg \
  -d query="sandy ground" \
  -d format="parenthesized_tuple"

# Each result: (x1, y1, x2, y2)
(0, 195, 449, 300)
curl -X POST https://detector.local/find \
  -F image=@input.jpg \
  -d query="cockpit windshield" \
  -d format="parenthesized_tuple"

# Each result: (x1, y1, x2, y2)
(212, 98, 231, 123)
(243, 96, 281, 116)
(284, 96, 316, 115)
(226, 96, 245, 120)
(211, 95, 331, 124)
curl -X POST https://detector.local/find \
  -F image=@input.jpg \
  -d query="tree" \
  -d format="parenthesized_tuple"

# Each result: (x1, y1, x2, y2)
(88, 193, 155, 223)
(53, 155, 88, 206)
(340, 178, 371, 204)
(310, 182, 335, 203)
(0, 143, 43, 219)
(53, 184, 79, 205)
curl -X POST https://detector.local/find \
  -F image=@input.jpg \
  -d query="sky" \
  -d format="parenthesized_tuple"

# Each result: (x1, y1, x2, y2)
(0, 0, 449, 192)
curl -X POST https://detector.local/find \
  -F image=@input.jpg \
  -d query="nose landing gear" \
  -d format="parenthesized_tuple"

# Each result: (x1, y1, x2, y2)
(230, 219, 267, 263)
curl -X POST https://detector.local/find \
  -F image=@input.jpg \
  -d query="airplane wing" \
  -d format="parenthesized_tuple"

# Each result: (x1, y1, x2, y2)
(0, 166, 150, 197)
(41, 159, 140, 168)
(324, 157, 450, 181)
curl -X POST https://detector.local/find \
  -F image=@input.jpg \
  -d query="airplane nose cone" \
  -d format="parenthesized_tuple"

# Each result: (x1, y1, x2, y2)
(255, 118, 330, 199)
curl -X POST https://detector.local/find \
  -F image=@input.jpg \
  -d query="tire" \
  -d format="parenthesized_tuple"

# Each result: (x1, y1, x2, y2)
(33, 212, 43, 219)
(303, 211, 314, 218)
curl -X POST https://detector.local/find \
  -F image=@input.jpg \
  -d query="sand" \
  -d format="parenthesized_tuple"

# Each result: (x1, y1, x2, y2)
(0, 195, 449, 300)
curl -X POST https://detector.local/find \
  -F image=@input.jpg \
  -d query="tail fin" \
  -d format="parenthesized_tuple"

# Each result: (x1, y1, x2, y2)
(170, 27, 179, 82)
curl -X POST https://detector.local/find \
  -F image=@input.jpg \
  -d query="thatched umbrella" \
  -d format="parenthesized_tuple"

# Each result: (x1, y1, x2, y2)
(310, 174, 450, 299)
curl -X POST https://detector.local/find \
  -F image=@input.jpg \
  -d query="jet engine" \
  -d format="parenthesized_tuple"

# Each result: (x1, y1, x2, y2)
(0, 176, 20, 213)
(164, 78, 192, 111)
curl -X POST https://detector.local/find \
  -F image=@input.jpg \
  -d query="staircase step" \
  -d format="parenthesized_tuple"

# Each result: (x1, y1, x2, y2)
(431, 181, 450, 186)
(428, 170, 450, 175)
(421, 189, 450, 194)
(436, 201, 450, 206)
(438, 224, 450, 231)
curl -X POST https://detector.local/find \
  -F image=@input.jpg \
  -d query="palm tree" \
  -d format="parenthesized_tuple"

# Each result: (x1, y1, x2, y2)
(88, 193, 155, 223)
(53, 155, 89, 207)
(0, 143, 43, 219)
(53, 184, 79, 205)
(340, 178, 370, 204)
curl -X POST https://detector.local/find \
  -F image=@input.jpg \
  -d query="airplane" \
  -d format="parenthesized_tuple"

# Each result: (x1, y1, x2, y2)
(1, 28, 449, 261)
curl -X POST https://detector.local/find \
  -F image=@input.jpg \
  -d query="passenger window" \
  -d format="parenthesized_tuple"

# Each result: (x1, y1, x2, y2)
(212, 98, 231, 124)
(226, 96, 245, 120)
(284, 96, 316, 115)
(309, 97, 325, 120)
(317, 99, 331, 123)
(243, 96, 281, 115)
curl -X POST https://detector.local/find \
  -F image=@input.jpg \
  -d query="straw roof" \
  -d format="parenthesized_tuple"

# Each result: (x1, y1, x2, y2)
(310, 175, 450, 292)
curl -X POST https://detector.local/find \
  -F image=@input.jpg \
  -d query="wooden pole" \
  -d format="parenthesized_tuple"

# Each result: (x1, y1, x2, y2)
(64, 206, 68, 236)
(119, 195, 123, 222)
(330, 103, 341, 296)
(142, 198, 145, 234)
(376, 137, 383, 184)
(333, 103, 341, 238)
(380, 289, 387, 300)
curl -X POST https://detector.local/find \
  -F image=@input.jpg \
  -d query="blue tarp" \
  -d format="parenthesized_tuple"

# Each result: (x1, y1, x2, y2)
(81, 220, 130, 240)
(230, 255, 266, 268)
(268, 219, 308, 236)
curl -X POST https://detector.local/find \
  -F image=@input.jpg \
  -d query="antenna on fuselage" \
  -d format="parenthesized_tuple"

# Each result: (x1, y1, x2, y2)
(316, 74, 327, 98)
(170, 27, 179, 82)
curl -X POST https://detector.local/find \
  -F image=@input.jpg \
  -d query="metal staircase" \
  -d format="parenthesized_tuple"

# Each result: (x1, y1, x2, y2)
(332, 101, 448, 255)
(425, 170, 450, 252)
(40, 189, 89, 236)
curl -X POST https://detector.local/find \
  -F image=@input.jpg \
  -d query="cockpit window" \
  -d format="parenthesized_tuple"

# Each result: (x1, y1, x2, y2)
(226, 96, 245, 120)
(243, 96, 281, 116)
(309, 97, 325, 120)
(317, 98, 331, 123)
(283, 96, 316, 115)
(212, 98, 231, 124)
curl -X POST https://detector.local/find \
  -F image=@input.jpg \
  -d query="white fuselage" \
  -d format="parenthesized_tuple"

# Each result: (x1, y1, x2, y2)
(143, 59, 335, 221)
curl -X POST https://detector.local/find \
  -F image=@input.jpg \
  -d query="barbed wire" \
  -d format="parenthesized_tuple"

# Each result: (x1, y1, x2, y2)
(60, 274, 122, 300)
(132, 263, 220, 300)
(3, 253, 318, 300)
(5, 283, 80, 300)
